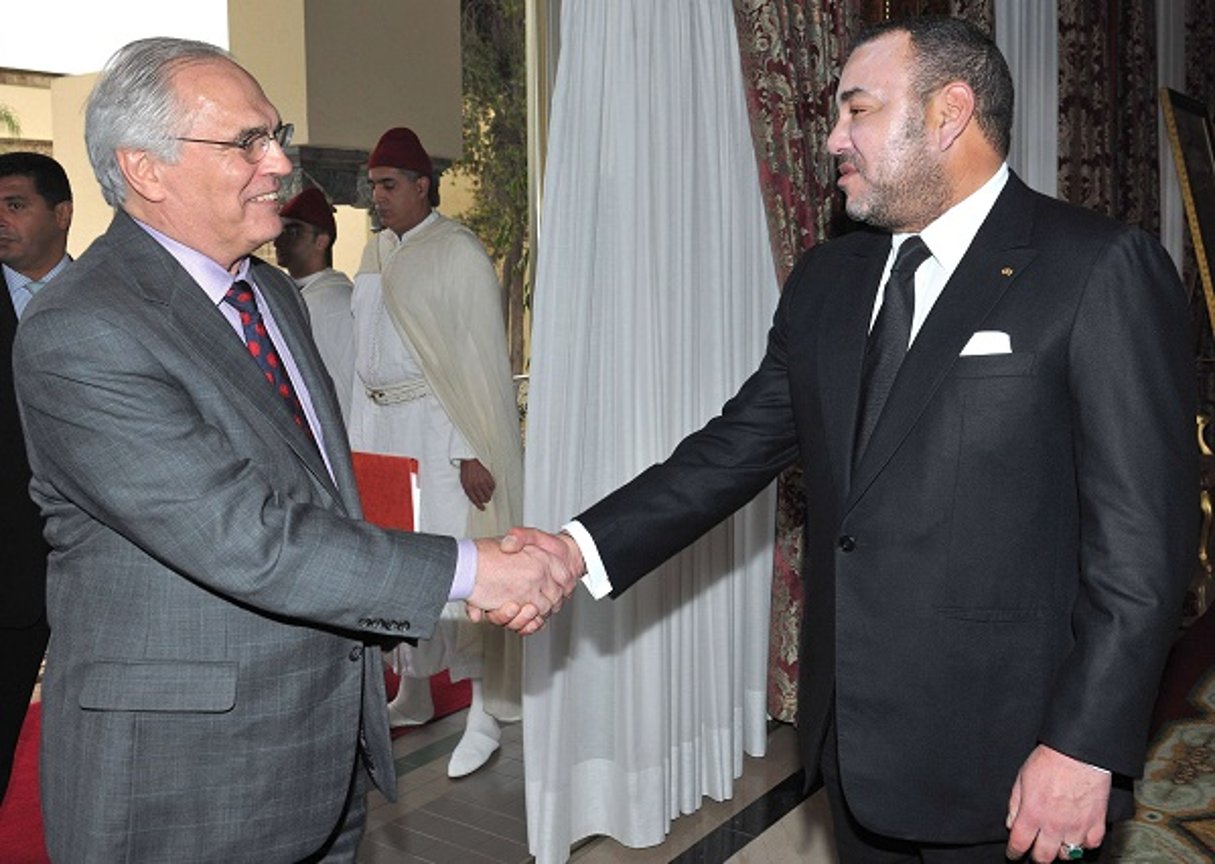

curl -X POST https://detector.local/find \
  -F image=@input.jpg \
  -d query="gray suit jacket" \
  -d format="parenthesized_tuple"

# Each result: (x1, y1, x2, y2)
(13, 212, 455, 862)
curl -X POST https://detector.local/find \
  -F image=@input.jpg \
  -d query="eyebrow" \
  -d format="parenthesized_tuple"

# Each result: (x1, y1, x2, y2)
(234, 124, 271, 141)
(836, 86, 868, 103)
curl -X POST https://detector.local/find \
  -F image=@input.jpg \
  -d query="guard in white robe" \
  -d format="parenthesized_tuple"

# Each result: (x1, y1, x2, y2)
(352, 127, 524, 777)
(273, 188, 356, 423)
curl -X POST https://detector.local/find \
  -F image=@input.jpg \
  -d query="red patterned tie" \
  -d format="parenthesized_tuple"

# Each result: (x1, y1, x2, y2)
(223, 280, 315, 442)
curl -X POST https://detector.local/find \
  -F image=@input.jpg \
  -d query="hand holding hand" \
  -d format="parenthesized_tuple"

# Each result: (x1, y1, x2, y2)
(1005, 744, 1111, 862)
(500, 527, 586, 579)
(465, 535, 577, 633)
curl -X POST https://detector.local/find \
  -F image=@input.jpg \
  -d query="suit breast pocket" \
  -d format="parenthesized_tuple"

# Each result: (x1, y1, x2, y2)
(950, 352, 1037, 379)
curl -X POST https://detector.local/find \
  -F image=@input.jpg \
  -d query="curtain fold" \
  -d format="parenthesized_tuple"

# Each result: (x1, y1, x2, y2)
(521, 2, 779, 860)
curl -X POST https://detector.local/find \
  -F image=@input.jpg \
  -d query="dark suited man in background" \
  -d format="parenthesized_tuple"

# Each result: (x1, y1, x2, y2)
(0, 151, 71, 805)
(13, 38, 572, 862)
(506, 17, 1195, 863)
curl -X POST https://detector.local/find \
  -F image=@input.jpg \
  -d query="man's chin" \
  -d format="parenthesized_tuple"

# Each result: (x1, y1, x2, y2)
(843, 199, 870, 224)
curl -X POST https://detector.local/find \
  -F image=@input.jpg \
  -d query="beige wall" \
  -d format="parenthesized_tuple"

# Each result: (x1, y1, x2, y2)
(228, 1, 311, 145)
(0, 81, 53, 142)
(49, 74, 107, 259)
(331, 205, 368, 279)
(230, 0, 462, 160)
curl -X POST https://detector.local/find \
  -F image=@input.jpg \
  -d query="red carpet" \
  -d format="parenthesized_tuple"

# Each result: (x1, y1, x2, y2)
(0, 701, 48, 864)
(0, 671, 470, 858)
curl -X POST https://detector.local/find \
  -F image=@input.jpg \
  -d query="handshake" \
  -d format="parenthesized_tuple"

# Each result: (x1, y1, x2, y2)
(466, 528, 587, 634)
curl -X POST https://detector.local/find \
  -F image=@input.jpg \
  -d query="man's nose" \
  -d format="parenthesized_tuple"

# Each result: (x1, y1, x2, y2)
(262, 140, 293, 176)
(826, 117, 847, 155)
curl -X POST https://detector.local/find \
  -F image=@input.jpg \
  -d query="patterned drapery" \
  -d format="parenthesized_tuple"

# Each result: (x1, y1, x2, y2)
(1189, 0, 1215, 116)
(1184, 0, 1215, 295)
(1057, 0, 1159, 231)
(732, 0, 858, 722)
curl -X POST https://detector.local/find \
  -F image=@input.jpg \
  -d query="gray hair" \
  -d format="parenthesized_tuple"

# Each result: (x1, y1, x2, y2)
(85, 37, 232, 206)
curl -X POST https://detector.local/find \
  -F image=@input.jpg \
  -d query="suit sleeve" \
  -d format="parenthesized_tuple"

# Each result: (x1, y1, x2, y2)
(13, 301, 454, 641)
(1040, 227, 1197, 776)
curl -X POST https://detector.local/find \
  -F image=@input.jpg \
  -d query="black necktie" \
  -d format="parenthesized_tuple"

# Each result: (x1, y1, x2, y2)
(223, 280, 315, 444)
(854, 235, 931, 465)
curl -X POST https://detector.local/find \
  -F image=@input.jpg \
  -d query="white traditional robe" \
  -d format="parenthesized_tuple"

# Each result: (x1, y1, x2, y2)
(351, 212, 523, 717)
(297, 268, 356, 424)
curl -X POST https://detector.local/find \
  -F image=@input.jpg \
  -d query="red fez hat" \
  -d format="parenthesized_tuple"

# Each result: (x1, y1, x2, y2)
(368, 127, 433, 176)
(280, 188, 337, 240)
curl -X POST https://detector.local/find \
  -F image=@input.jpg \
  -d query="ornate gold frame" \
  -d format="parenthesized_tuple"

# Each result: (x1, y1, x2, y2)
(1161, 88, 1215, 330)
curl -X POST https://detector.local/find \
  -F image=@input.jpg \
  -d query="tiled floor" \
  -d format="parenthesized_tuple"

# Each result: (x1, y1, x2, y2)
(357, 713, 837, 863)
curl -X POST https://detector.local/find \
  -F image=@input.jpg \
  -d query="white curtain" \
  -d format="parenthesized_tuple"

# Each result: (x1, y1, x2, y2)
(994, 0, 1058, 198)
(521, 1, 779, 861)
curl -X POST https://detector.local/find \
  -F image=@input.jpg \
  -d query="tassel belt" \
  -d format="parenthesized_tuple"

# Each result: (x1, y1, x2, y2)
(362, 377, 430, 405)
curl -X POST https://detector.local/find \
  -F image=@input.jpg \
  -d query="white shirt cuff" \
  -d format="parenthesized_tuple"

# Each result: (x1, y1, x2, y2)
(562, 519, 612, 599)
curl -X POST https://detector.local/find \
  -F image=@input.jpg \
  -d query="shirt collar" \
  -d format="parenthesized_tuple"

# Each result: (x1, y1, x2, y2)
(3, 254, 72, 291)
(295, 268, 332, 290)
(133, 218, 252, 305)
(391, 209, 439, 245)
(892, 162, 1009, 267)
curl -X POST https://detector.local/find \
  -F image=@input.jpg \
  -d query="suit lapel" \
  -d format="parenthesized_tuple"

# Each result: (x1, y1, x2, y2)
(248, 258, 358, 511)
(110, 214, 342, 504)
(817, 232, 890, 499)
(1, 271, 20, 446)
(846, 176, 1040, 509)
(0, 270, 16, 355)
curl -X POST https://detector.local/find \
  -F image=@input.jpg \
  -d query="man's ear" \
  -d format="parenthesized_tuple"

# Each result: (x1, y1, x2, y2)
(933, 81, 976, 151)
(116, 149, 167, 204)
(313, 231, 333, 255)
(54, 200, 73, 232)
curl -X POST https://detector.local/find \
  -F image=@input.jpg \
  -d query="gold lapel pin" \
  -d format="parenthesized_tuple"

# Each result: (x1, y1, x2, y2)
(1001, 267, 1014, 277)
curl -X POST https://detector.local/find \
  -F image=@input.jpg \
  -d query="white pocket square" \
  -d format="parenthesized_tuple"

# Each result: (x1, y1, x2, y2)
(959, 330, 1011, 356)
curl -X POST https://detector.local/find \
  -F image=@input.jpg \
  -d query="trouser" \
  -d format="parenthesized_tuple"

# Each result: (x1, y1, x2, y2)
(303, 760, 372, 863)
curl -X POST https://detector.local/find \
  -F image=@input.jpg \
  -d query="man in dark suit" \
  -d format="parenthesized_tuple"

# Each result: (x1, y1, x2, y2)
(13, 39, 572, 861)
(0, 151, 72, 805)
(506, 17, 1195, 863)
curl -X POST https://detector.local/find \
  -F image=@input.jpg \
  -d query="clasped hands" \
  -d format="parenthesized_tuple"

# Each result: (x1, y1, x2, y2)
(466, 528, 586, 634)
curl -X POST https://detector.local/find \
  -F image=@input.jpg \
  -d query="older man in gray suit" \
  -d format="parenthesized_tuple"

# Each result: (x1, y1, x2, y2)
(12, 38, 569, 862)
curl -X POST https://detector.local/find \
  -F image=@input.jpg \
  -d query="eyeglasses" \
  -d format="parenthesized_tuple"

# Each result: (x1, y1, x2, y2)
(176, 122, 294, 164)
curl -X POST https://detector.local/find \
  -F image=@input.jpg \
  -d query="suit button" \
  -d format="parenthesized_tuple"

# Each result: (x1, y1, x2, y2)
(349, 646, 363, 661)
(401, 620, 410, 632)
(838, 535, 856, 552)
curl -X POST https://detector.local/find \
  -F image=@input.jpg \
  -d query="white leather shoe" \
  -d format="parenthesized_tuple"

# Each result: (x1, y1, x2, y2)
(447, 728, 501, 778)
(387, 680, 434, 728)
